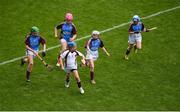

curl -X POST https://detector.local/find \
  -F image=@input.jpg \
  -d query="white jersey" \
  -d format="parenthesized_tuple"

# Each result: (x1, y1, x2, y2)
(60, 50, 84, 70)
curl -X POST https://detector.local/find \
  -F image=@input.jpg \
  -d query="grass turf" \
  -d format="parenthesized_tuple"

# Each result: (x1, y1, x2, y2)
(0, 0, 180, 110)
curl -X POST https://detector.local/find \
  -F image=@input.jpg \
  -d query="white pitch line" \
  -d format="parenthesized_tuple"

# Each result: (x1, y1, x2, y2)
(0, 5, 179, 66)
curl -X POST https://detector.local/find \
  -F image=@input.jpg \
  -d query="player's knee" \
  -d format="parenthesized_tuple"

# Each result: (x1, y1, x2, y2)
(29, 61, 33, 65)
(90, 66, 94, 71)
(90, 63, 94, 69)
(75, 75, 80, 82)
(137, 47, 141, 50)
(76, 78, 81, 82)
(27, 64, 33, 72)
(136, 45, 142, 49)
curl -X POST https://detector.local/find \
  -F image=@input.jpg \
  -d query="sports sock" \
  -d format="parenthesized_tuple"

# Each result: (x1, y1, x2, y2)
(90, 71, 94, 80)
(66, 77, 70, 83)
(126, 49, 130, 55)
(134, 45, 137, 50)
(26, 71, 30, 80)
(77, 81, 81, 88)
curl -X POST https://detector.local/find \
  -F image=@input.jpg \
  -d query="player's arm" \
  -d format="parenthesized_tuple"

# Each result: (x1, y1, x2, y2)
(59, 51, 67, 70)
(40, 37, 46, 57)
(25, 45, 34, 52)
(59, 56, 64, 70)
(54, 27, 58, 37)
(85, 39, 91, 51)
(70, 24, 77, 41)
(102, 47, 110, 56)
(77, 51, 86, 65)
(141, 23, 149, 32)
(54, 24, 62, 37)
(100, 40, 110, 56)
(128, 23, 135, 34)
(70, 34, 77, 41)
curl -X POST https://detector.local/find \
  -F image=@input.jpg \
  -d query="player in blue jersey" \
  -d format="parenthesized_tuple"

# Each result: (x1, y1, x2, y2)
(54, 13, 77, 67)
(84, 30, 110, 84)
(124, 15, 149, 60)
(21, 26, 46, 82)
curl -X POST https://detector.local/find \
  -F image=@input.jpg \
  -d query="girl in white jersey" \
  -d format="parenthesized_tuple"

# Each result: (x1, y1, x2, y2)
(59, 42, 86, 94)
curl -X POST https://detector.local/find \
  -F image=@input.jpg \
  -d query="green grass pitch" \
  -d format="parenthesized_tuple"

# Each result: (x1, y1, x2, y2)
(0, 0, 180, 110)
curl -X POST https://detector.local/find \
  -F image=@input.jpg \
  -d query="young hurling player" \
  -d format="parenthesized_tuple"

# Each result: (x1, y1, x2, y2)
(125, 15, 149, 60)
(55, 13, 77, 67)
(59, 42, 85, 94)
(21, 26, 46, 82)
(85, 30, 110, 84)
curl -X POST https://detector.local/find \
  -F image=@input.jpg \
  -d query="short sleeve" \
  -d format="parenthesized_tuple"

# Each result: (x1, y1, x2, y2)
(39, 37, 46, 45)
(99, 40, 104, 48)
(56, 23, 63, 29)
(25, 36, 30, 46)
(60, 50, 69, 59)
(128, 23, 133, 32)
(141, 23, 145, 31)
(76, 51, 84, 57)
(71, 24, 77, 35)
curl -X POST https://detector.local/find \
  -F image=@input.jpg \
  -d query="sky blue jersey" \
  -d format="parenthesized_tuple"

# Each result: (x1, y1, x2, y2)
(25, 35, 46, 51)
(129, 22, 145, 32)
(56, 22, 77, 42)
(89, 38, 104, 51)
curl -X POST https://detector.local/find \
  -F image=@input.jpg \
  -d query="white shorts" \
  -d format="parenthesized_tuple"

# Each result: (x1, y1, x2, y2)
(26, 50, 38, 58)
(128, 33, 142, 44)
(60, 38, 67, 44)
(85, 50, 99, 61)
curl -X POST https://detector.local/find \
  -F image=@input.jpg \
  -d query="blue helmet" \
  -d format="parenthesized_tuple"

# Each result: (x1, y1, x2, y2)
(67, 42, 76, 47)
(132, 15, 140, 21)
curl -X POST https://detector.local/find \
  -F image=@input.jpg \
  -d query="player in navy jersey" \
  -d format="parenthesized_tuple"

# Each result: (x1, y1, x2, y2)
(125, 15, 149, 60)
(55, 13, 77, 67)
(84, 30, 110, 84)
(21, 26, 46, 82)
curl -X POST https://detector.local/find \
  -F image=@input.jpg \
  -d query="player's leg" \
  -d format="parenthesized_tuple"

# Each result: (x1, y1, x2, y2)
(65, 71, 71, 88)
(26, 55, 34, 82)
(134, 44, 138, 53)
(72, 70, 84, 94)
(85, 59, 90, 66)
(135, 34, 142, 53)
(21, 56, 28, 66)
(135, 41, 142, 53)
(21, 50, 30, 66)
(56, 39, 67, 66)
(125, 35, 135, 60)
(89, 59, 96, 84)
(125, 44, 134, 60)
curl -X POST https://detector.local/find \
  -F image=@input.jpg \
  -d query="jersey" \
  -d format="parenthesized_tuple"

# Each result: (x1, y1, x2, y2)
(129, 22, 145, 33)
(88, 38, 104, 51)
(60, 50, 83, 69)
(25, 34, 46, 51)
(56, 22, 77, 42)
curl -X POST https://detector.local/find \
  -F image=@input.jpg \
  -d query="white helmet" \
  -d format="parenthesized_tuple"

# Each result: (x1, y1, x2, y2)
(92, 30, 100, 35)
(132, 15, 140, 21)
